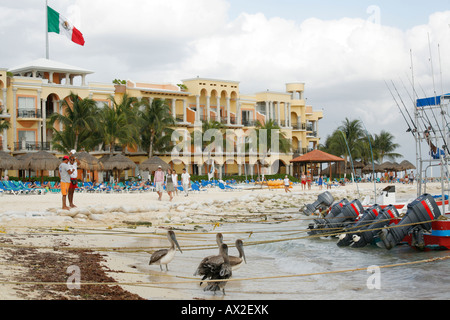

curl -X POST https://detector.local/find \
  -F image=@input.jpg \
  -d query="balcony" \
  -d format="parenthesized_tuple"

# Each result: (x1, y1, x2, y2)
(14, 141, 51, 152)
(17, 109, 42, 119)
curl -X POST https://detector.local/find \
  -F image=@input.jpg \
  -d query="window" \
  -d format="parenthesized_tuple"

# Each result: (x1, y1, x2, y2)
(18, 97, 36, 110)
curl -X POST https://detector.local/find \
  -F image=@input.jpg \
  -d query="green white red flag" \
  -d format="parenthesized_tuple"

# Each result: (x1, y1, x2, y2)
(47, 6, 85, 46)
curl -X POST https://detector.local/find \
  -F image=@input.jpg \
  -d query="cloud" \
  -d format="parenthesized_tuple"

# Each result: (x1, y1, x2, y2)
(2, 1, 450, 163)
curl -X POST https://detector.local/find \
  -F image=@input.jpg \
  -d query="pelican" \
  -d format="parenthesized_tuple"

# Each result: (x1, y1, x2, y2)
(229, 239, 246, 271)
(194, 233, 224, 283)
(203, 243, 232, 295)
(149, 230, 182, 271)
(194, 236, 246, 284)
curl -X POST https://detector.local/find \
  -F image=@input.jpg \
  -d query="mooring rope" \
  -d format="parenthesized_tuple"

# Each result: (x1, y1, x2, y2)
(0, 255, 448, 287)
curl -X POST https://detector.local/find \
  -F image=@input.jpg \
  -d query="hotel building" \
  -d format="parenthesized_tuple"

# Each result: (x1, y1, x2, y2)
(0, 59, 323, 180)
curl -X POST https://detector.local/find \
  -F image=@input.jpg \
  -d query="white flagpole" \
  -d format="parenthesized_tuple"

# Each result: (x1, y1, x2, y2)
(45, 0, 49, 59)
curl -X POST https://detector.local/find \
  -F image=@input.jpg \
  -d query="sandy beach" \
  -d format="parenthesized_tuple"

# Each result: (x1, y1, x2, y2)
(0, 182, 444, 300)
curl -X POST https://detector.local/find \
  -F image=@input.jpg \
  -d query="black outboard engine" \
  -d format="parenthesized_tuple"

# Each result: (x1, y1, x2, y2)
(379, 194, 441, 250)
(308, 199, 363, 237)
(337, 204, 383, 247)
(302, 191, 335, 216)
(308, 199, 348, 236)
(350, 205, 400, 248)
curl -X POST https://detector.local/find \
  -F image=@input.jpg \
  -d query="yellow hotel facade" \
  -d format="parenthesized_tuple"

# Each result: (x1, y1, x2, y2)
(0, 59, 323, 180)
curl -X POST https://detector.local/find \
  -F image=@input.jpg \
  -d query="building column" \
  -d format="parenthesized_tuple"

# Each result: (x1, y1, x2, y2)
(172, 98, 176, 120)
(12, 88, 17, 149)
(42, 98, 47, 144)
(284, 102, 288, 127)
(2, 88, 7, 151)
(37, 90, 42, 147)
(288, 103, 292, 127)
(195, 95, 200, 123)
(265, 101, 269, 122)
(277, 101, 281, 125)
(236, 99, 241, 125)
(206, 95, 211, 122)
(183, 99, 187, 123)
(226, 97, 231, 125)
(216, 96, 221, 123)
(1, 88, 6, 115)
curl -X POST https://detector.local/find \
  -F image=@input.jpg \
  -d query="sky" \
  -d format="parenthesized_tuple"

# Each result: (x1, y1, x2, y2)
(2, 0, 450, 172)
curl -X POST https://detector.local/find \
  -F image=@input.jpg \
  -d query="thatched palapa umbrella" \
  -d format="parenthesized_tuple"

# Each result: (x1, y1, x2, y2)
(399, 160, 416, 171)
(139, 156, 170, 173)
(74, 151, 103, 182)
(20, 151, 61, 183)
(0, 151, 21, 178)
(75, 151, 103, 171)
(101, 154, 136, 182)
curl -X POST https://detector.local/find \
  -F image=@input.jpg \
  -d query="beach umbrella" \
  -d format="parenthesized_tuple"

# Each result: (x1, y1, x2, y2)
(139, 156, 170, 172)
(74, 151, 104, 171)
(362, 163, 383, 173)
(0, 151, 21, 178)
(101, 154, 136, 171)
(101, 154, 136, 182)
(20, 151, 61, 183)
(0, 151, 21, 170)
(380, 161, 396, 171)
(399, 160, 416, 171)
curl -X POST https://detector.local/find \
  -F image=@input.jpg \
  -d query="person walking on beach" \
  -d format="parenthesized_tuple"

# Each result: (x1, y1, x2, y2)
(307, 171, 312, 190)
(165, 168, 175, 202)
(154, 166, 165, 201)
(68, 152, 80, 208)
(172, 169, 179, 196)
(301, 172, 306, 190)
(181, 168, 191, 197)
(283, 175, 291, 193)
(318, 174, 323, 190)
(58, 155, 74, 210)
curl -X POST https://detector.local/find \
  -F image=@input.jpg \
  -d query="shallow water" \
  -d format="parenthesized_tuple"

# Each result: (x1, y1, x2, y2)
(117, 217, 450, 300)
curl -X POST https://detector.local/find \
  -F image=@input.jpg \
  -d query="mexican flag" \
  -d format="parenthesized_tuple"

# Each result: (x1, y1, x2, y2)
(47, 6, 85, 46)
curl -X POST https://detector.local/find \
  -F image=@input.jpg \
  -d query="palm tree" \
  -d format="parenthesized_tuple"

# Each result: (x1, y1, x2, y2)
(48, 93, 98, 152)
(373, 130, 402, 162)
(96, 102, 139, 155)
(138, 98, 175, 158)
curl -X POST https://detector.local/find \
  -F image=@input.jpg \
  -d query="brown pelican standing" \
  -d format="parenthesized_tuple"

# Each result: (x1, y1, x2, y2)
(229, 239, 246, 271)
(194, 236, 246, 284)
(149, 230, 182, 271)
(203, 243, 232, 295)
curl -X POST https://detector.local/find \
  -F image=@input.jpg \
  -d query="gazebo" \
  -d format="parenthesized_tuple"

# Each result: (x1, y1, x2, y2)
(290, 150, 345, 179)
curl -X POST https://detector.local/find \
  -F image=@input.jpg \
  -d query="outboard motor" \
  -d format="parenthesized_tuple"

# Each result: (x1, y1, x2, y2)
(337, 204, 383, 247)
(351, 205, 400, 248)
(308, 199, 363, 237)
(379, 194, 441, 250)
(308, 199, 348, 236)
(326, 199, 364, 230)
(302, 191, 335, 216)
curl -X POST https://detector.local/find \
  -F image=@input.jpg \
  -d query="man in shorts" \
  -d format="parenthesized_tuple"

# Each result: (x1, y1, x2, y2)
(154, 166, 165, 201)
(68, 152, 80, 208)
(59, 156, 74, 210)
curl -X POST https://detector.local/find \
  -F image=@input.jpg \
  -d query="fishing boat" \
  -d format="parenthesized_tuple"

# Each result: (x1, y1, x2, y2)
(302, 89, 450, 251)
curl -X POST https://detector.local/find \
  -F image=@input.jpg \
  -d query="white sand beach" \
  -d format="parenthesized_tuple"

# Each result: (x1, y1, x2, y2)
(0, 182, 444, 300)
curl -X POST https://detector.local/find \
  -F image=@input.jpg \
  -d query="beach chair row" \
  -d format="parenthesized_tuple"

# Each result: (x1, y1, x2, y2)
(0, 181, 47, 195)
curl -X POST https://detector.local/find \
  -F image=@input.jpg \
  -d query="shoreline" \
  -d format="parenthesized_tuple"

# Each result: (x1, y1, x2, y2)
(0, 182, 442, 300)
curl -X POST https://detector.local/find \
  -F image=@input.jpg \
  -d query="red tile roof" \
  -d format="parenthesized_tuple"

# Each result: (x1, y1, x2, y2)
(290, 149, 345, 163)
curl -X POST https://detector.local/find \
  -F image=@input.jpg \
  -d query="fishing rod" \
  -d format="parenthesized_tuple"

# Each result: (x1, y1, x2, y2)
(398, 76, 428, 132)
(384, 80, 417, 137)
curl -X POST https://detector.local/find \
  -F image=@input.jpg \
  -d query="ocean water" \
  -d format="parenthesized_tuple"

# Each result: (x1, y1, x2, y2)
(122, 217, 450, 300)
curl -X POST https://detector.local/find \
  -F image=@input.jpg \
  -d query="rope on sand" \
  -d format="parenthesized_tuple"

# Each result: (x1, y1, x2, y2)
(0, 255, 448, 287)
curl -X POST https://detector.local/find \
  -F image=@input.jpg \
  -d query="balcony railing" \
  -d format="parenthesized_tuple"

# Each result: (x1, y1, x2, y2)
(14, 141, 51, 151)
(17, 109, 42, 119)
